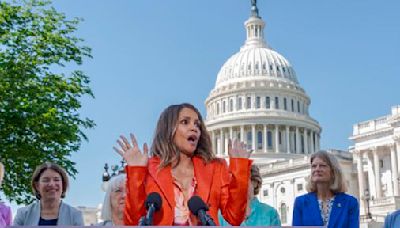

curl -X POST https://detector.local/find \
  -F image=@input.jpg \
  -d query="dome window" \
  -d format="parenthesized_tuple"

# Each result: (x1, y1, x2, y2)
(275, 97, 279, 109)
(255, 62, 259, 70)
(284, 98, 287, 110)
(267, 131, 273, 149)
(276, 66, 280, 72)
(247, 64, 251, 71)
(222, 101, 226, 113)
(297, 101, 300, 113)
(246, 96, 252, 109)
(256, 96, 261, 109)
(257, 131, 263, 150)
(265, 96, 270, 109)
(229, 99, 233, 112)
(237, 97, 243, 110)
(291, 99, 294, 112)
(269, 64, 273, 71)
(262, 63, 266, 70)
(282, 67, 286, 73)
(217, 103, 220, 115)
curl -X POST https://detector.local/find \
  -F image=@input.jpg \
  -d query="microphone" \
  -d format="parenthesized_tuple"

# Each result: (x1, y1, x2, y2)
(188, 195, 216, 226)
(139, 192, 162, 226)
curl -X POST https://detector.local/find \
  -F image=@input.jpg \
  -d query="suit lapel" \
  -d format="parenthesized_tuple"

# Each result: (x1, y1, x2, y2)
(308, 192, 324, 226)
(327, 193, 345, 228)
(148, 157, 175, 209)
(193, 156, 214, 203)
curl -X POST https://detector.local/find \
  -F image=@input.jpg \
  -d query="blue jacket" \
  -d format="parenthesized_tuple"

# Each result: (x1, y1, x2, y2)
(292, 192, 359, 228)
(384, 210, 400, 228)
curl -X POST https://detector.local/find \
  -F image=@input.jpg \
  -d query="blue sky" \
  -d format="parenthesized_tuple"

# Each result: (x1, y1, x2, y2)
(7, 0, 400, 211)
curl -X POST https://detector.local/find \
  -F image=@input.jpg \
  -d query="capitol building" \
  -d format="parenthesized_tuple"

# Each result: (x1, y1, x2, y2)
(82, 2, 400, 227)
(203, 1, 400, 227)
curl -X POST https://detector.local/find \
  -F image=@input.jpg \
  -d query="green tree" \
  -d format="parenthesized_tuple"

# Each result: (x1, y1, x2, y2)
(0, 0, 94, 204)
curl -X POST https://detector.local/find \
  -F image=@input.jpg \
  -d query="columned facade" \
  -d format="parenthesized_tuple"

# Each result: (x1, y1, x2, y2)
(350, 105, 400, 222)
(209, 124, 320, 156)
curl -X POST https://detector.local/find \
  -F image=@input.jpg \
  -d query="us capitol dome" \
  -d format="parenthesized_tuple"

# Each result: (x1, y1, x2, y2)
(205, 1, 321, 163)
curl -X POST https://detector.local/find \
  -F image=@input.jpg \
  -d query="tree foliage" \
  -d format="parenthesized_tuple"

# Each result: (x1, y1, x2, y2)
(0, 0, 94, 204)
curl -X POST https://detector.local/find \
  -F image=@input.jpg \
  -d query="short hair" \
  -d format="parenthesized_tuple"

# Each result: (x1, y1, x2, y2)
(0, 162, 4, 186)
(31, 162, 69, 200)
(151, 103, 214, 168)
(250, 165, 262, 195)
(101, 174, 126, 221)
(306, 150, 347, 193)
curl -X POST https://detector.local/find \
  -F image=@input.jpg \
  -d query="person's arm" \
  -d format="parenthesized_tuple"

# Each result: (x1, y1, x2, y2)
(13, 207, 24, 226)
(292, 197, 302, 226)
(124, 166, 147, 225)
(347, 196, 360, 228)
(4, 205, 12, 226)
(219, 158, 252, 226)
(113, 133, 149, 225)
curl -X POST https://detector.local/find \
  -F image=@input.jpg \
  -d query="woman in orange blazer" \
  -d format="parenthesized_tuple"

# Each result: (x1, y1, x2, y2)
(114, 103, 252, 226)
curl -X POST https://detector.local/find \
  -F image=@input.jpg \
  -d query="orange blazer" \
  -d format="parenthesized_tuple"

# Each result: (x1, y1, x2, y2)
(124, 156, 252, 226)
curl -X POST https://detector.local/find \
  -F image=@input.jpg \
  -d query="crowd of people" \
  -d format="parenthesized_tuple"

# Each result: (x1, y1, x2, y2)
(2, 103, 400, 227)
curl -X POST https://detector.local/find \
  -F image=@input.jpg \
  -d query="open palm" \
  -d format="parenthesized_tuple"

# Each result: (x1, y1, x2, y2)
(113, 133, 149, 166)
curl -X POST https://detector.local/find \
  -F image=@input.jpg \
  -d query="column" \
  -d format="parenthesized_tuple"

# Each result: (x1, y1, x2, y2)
(240, 125, 244, 142)
(211, 131, 216, 155)
(373, 147, 382, 198)
(356, 150, 366, 215)
(252, 124, 256, 151)
(229, 127, 233, 142)
(310, 131, 315, 154)
(286, 125, 290, 153)
(304, 129, 309, 154)
(396, 141, 400, 175)
(391, 144, 399, 196)
(220, 129, 225, 156)
(296, 127, 300, 154)
(275, 124, 279, 153)
(263, 125, 267, 153)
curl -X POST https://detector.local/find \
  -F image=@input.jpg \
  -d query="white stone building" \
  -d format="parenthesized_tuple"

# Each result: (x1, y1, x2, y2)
(205, 1, 321, 166)
(350, 105, 400, 224)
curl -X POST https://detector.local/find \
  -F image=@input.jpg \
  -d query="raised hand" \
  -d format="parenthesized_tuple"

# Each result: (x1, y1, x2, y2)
(113, 133, 149, 167)
(228, 139, 253, 158)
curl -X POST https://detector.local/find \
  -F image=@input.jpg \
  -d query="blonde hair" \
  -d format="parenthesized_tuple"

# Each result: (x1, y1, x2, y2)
(306, 150, 347, 193)
(101, 174, 126, 221)
(0, 162, 4, 186)
(151, 103, 214, 168)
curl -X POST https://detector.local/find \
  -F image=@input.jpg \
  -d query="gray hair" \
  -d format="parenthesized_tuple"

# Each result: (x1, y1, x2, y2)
(101, 174, 126, 221)
(306, 150, 347, 193)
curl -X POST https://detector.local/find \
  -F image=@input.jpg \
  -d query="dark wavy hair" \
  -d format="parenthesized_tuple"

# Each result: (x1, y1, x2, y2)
(150, 103, 215, 168)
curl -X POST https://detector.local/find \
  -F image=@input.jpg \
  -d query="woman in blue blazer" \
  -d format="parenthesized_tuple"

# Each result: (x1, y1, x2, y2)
(292, 151, 359, 228)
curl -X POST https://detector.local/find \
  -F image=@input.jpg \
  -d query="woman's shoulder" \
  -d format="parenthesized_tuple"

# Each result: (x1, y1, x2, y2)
(336, 192, 359, 204)
(16, 201, 38, 213)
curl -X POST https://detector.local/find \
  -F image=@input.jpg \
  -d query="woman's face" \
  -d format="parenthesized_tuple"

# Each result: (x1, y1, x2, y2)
(110, 181, 126, 216)
(311, 157, 332, 184)
(173, 107, 201, 156)
(35, 169, 63, 201)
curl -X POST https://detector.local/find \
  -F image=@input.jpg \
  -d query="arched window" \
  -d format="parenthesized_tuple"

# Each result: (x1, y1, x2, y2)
(265, 96, 270, 109)
(222, 101, 226, 113)
(229, 99, 233, 112)
(257, 131, 263, 150)
(284, 98, 287, 110)
(267, 131, 273, 149)
(256, 96, 261, 109)
(238, 97, 243, 110)
(280, 203, 287, 224)
(247, 132, 252, 150)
